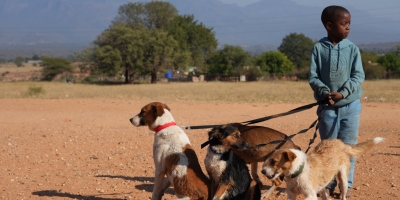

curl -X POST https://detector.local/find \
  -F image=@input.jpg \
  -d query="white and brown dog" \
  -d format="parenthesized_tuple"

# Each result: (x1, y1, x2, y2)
(130, 102, 209, 200)
(261, 137, 384, 200)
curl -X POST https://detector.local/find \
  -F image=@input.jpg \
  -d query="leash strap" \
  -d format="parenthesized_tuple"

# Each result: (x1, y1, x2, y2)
(182, 102, 319, 130)
(262, 103, 325, 155)
(241, 102, 318, 125)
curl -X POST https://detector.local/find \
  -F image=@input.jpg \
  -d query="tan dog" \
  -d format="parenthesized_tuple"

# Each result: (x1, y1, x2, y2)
(130, 102, 209, 200)
(231, 123, 301, 198)
(261, 137, 384, 200)
(204, 124, 261, 200)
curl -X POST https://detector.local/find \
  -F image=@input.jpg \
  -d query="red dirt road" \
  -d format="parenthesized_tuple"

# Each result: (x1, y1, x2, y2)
(1, 99, 399, 199)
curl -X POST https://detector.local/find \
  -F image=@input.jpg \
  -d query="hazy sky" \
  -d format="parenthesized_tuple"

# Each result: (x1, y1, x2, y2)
(219, 0, 400, 20)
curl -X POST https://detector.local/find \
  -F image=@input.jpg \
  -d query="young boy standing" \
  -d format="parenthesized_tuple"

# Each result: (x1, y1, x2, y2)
(308, 5, 365, 198)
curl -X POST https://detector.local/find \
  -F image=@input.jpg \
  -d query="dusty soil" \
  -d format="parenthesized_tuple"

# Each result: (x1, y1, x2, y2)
(1, 99, 399, 200)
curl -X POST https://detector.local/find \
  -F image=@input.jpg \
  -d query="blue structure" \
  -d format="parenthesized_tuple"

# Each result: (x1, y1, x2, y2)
(165, 71, 173, 79)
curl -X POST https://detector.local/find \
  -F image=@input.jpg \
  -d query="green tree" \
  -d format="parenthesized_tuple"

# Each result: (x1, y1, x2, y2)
(41, 57, 74, 81)
(112, 1, 178, 30)
(257, 51, 295, 76)
(361, 51, 385, 79)
(14, 56, 24, 67)
(208, 45, 251, 77)
(92, 1, 188, 84)
(278, 33, 314, 69)
(377, 52, 400, 78)
(32, 54, 40, 60)
(142, 28, 183, 83)
(94, 25, 148, 84)
(168, 15, 218, 73)
(74, 45, 96, 73)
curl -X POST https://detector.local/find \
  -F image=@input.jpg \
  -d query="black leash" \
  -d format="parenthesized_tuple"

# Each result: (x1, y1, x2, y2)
(198, 102, 323, 150)
(252, 104, 324, 155)
(182, 102, 320, 130)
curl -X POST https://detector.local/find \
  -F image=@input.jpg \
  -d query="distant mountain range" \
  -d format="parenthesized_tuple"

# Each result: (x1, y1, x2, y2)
(0, 0, 399, 49)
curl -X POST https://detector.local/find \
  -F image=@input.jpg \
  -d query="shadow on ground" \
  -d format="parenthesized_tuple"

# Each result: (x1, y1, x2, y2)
(32, 190, 128, 200)
(95, 175, 175, 195)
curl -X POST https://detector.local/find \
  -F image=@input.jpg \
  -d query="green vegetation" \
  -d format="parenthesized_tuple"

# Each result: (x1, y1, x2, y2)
(1, 2, 400, 83)
(14, 56, 24, 67)
(41, 57, 75, 81)
(256, 51, 294, 77)
(278, 33, 314, 69)
(377, 50, 400, 78)
(208, 45, 251, 77)
(78, 1, 217, 84)
(25, 85, 44, 97)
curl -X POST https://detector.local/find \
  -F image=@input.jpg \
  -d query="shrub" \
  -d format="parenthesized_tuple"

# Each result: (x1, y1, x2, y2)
(82, 75, 98, 83)
(2, 71, 9, 77)
(26, 85, 45, 97)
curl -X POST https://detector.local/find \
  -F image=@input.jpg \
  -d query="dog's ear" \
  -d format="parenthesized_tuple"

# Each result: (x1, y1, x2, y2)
(164, 103, 171, 111)
(208, 126, 222, 140)
(153, 103, 166, 117)
(284, 150, 297, 162)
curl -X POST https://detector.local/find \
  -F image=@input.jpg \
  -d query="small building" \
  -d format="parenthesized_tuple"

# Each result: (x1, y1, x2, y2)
(27, 60, 42, 64)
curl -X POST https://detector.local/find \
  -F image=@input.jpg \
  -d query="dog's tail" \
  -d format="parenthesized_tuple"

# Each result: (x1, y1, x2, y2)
(349, 137, 384, 157)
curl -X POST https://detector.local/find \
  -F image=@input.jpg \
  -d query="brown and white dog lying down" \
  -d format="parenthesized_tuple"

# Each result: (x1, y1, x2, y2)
(230, 123, 301, 198)
(261, 137, 384, 200)
(204, 124, 261, 200)
(130, 102, 209, 200)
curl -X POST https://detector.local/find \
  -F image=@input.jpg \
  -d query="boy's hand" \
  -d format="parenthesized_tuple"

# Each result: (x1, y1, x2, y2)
(329, 92, 344, 102)
(324, 93, 335, 105)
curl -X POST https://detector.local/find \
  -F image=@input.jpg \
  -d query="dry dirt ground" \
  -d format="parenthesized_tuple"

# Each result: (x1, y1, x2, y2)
(1, 99, 399, 200)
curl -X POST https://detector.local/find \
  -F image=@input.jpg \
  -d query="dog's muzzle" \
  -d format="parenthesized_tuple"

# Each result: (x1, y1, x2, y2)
(233, 141, 250, 150)
(261, 169, 275, 180)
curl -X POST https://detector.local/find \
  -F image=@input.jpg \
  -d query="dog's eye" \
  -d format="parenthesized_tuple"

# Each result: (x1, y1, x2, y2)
(270, 160, 276, 165)
(233, 134, 239, 138)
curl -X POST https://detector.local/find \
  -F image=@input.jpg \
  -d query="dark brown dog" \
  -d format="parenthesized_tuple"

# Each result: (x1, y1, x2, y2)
(231, 123, 301, 198)
(204, 124, 261, 200)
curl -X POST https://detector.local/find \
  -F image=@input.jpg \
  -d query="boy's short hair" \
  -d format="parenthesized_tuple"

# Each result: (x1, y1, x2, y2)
(321, 6, 350, 26)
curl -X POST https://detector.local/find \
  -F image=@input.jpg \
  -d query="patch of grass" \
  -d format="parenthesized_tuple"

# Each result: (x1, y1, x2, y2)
(0, 62, 43, 73)
(0, 80, 399, 103)
(25, 85, 45, 97)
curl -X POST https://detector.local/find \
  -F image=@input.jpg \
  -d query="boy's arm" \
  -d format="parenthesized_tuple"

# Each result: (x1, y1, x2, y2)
(308, 46, 330, 99)
(338, 47, 365, 98)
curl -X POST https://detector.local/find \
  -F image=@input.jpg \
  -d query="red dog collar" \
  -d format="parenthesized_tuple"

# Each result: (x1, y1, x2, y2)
(154, 122, 176, 133)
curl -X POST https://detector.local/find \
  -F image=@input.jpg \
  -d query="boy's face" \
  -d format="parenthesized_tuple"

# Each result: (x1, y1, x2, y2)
(327, 12, 351, 41)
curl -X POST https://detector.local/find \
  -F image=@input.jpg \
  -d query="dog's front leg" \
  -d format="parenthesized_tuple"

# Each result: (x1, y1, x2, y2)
(159, 178, 171, 195)
(304, 192, 318, 200)
(208, 178, 216, 200)
(212, 184, 229, 200)
(286, 189, 297, 200)
(261, 184, 276, 199)
(251, 162, 263, 188)
(152, 169, 167, 200)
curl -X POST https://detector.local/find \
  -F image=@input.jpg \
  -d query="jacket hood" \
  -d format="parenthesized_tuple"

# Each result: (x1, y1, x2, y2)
(319, 37, 353, 49)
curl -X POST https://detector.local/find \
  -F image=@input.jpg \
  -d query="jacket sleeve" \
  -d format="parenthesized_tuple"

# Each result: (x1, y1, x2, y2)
(308, 46, 330, 99)
(338, 47, 365, 98)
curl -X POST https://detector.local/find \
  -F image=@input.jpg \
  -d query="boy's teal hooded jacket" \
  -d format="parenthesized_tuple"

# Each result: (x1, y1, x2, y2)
(309, 37, 365, 107)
